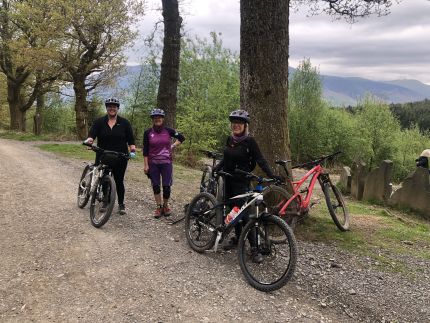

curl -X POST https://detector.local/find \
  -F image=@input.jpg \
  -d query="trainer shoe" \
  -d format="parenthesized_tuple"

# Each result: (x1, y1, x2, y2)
(251, 248, 263, 264)
(154, 206, 163, 219)
(99, 202, 108, 213)
(163, 206, 172, 217)
(118, 204, 126, 215)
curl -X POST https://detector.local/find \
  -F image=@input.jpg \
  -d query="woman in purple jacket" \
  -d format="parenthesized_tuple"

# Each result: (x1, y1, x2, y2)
(143, 108, 185, 218)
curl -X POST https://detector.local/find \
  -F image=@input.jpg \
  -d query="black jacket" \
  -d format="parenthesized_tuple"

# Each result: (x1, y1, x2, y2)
(214, 136, 274, 182)
(88, 115, 135, 154)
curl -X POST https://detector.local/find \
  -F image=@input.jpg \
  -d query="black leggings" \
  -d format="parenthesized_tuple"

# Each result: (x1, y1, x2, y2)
(96, 155, 128, 205)
(224, 179, 256, 246)
(112, 159, 128, 205)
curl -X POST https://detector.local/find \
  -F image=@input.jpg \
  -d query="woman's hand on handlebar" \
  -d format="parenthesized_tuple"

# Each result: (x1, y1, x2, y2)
(83, 137, 94, 145)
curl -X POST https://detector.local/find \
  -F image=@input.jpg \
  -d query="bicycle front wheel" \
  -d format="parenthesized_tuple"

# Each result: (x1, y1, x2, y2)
(321, 180, 350, 231)
(89, 175, 116, 228)
(185, 192, 221, 253)
(238, 214, 297, 292)
(263, 185, 299, 229)
(77, 165, 92, 208)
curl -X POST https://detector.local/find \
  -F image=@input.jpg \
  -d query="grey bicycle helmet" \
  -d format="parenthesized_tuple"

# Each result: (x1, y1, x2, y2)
(150, 108, 165, 118)
(105, 97, 120, 107)
(229, 109, 250, 123)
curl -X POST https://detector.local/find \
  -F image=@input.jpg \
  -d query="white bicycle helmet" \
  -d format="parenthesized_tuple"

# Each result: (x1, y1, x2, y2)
(105, 97, 120, 107)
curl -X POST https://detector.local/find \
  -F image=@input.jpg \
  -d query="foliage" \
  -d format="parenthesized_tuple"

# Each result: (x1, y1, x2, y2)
(124, 32, 240, 153)
(390, 99, 430, 132)
(289, 59, 430, 182)
(355, 95, 401, 169)
(176, 32, 239, 152)
(289, 58, 325, 162)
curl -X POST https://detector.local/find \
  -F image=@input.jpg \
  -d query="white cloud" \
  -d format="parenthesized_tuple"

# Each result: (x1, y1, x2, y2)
(128, 0, 430, 83)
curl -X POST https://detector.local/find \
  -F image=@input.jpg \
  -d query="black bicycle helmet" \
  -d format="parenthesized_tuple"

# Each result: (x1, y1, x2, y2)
(229, 109, 250, 123)
(150, 108, 165, 118)
(105, 97, 120, 107)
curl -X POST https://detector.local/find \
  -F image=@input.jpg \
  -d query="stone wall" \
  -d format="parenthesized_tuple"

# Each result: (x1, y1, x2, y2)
(388, 168, 430, 219)
(363, 160, 393, 203)
(350, 161, 367, 201)
(347, 160, 429, 219)
(339, 166, 352, 194)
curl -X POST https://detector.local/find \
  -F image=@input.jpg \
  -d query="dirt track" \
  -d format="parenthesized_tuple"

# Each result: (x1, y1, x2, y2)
(1, 139, 429, 322)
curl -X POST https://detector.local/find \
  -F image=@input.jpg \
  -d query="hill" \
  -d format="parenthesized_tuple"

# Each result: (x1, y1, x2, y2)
(89, 65, 430, 107)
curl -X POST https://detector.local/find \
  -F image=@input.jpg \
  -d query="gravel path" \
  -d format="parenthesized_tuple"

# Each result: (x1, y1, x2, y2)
(0, 139, 429, 322)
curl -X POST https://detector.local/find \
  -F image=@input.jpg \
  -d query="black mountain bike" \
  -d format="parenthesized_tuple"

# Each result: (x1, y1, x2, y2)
(185, 169, 297, 292)
(77, 143, 129, 228)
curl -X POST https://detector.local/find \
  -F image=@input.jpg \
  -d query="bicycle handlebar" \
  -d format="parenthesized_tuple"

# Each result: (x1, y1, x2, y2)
(292, 151, 342, 169)
(82, 142, 130, 159)
(234, 169, 278, 184)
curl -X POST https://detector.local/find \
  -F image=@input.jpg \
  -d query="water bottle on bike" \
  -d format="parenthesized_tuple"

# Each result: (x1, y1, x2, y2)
(225, 206, 240, 224)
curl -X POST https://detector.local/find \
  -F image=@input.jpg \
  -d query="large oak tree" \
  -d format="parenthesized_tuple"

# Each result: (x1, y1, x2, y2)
(58, 0, 143, 139)
(0, 0, 60, 131)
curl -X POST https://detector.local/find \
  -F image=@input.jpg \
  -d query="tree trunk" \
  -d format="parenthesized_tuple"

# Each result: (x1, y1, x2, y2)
(7, 79, 26, 131)
(240, 0, 291, 170)
(157, 0, 182, 128)
(73, 76, 89, 140)
(33, 93, 44, 135)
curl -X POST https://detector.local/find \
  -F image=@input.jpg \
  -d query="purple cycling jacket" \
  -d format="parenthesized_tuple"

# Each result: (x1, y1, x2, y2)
(143, 127, 185, 164)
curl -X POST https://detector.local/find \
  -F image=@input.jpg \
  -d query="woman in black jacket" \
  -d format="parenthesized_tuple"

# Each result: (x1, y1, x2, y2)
(214, 109, 278, 262)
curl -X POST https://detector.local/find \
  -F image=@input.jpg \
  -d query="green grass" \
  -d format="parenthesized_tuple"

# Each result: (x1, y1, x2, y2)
(296, 199, 430, 272)
(38, 143, 147, 162)
(0, 130, 54, 141)
(38, 143, 94, 160)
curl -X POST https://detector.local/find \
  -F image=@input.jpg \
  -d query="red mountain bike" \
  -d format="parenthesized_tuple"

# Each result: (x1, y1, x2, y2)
(263, 151, 350, 231)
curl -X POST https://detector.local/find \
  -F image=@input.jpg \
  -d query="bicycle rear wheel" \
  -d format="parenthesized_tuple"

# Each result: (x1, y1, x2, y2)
(77, 165, 92, 208)
(89, 175, 116, 228)
(262, 186, 299, 229)
(185, 192, 221, 252)
(200, 166, 213, 193)
(238, 214, 297, 292)
(321, 180, 350, 231)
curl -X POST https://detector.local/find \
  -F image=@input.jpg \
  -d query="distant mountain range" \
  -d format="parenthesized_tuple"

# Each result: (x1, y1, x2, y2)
(93, 65, 430, 106)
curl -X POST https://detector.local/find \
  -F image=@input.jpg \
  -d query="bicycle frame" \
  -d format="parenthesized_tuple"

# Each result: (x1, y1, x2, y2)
(278, 164, 323, 215)
(197, 190, 268, 252)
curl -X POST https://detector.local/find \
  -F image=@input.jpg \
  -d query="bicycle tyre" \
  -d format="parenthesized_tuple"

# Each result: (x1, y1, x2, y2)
(185, 192, 221, 253)
(89, 175, 116, 228)
(262, 185, 299, 230)
(77, 165, 92, 208)
(321, 180, 350, 231)
(200, 166, 212, 193)
(238, 214, 297, 292)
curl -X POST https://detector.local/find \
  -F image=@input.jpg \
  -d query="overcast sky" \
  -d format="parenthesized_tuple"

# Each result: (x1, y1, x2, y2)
(127, 0, 430, 84)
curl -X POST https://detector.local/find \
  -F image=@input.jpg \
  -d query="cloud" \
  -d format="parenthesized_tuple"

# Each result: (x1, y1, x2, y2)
(128, 0, 430, 84)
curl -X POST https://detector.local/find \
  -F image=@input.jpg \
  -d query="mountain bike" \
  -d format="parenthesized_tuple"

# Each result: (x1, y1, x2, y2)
(185, 169, 297, 292)
(199, 149, 223, 201)
(263, 151, 350, 231)
(77, 143, 130, 228)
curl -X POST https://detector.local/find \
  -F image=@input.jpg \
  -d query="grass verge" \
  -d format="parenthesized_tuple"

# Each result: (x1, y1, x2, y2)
(0, 130, 75, 141)
(296, 198, 430, 272)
